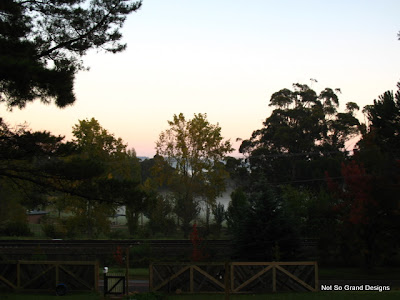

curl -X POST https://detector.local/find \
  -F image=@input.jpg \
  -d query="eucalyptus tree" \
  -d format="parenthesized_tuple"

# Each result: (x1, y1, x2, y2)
(155, 113, 233, 237)
(240, 83, 360, 186)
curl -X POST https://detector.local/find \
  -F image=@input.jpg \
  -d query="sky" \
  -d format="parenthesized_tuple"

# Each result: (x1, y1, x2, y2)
(2, 0, 400, 157)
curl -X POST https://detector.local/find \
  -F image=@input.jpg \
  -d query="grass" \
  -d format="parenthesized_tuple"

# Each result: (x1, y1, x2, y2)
(2, 292, 400, 300)
(163, 292, 400, 300)
(0, 292, 101, 300)
(319, 267, 400, 280)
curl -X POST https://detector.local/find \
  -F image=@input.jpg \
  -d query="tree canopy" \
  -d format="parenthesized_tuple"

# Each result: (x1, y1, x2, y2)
(155, 113, 233, 237)
(0, 0, 142, 108)
(240, 83, 360, 186)
(360, 82, 400, 159)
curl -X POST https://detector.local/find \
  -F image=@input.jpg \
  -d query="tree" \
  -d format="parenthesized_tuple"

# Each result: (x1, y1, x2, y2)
(360, 82, 400, 159)
(240, 83, 360, 186)
(155, 113, 233, 238)
(124, 149, 148, 236)
(211, 202, 225, 238)
(0, 0, 142, 108)
(0, 180, 32, 236)
(325, 160, 399, 268)
(323, 83, 400, 267)
(72, 118, 127, 159)
(144, 192, 175, 237)
(0, 117, 80, 202)
(227, 179, 299, 261)
(65, 118, 143, 237)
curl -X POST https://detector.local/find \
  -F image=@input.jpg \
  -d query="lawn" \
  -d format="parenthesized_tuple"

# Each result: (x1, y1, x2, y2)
(0, 292, 101, 300)
(164, 292, 400, 300)
(2, 291, 400, 300)
(319, 267, 400, 280)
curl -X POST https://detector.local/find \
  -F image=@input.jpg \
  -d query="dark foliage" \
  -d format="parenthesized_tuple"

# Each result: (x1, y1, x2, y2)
(228, 179, 300, 261)
(0, 0, 142, 108)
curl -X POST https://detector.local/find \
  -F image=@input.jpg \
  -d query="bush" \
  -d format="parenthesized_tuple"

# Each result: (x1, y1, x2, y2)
(41, 221, 69, 239)
(41, 223, 56, 238)
(130, 242, 152, 267)
(1, 221, 32, 237)
(109, 228, 130, 239)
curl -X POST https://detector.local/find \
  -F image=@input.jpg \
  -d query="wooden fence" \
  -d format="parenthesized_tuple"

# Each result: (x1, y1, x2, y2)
(0, 260, 99, 292)
(150, 261, 318, 294)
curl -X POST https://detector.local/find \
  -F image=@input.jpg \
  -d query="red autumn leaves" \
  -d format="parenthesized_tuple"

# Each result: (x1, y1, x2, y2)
(326, 161, 377, 225)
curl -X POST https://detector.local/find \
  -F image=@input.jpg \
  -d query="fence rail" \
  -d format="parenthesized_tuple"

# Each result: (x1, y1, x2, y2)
(150, 261, 318, 294)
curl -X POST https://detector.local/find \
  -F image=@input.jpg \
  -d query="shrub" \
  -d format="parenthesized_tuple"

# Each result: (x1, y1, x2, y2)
(1, 221, 32, 237)
(130, 242, 152, 267)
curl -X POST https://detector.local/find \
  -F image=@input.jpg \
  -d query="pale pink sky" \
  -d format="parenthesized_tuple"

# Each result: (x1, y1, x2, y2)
(2, 0, 400, 157)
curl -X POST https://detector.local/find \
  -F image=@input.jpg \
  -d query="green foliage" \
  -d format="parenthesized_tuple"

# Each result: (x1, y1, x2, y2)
(228, 180, 299, 261)
(226, 188, 249, 232)
(155, 113, 233, 238)
(145, 193, 176, 237)
(0, 180, 33, 237)
(1, 220, 32, 237)
(72, 118, 127, 159)
(108, 227, 130, 239)
(3, 117, 144, 239)
(0, 118, 80, 205)
(211, 203, 225, 238)
(41, 222, 58, 239)
(224, 156, 250, 187)
(61, 118, 144, 238)
(0, 0, 142, 108)
(280, 185, 332, 238)
(130, 242, 152, 267)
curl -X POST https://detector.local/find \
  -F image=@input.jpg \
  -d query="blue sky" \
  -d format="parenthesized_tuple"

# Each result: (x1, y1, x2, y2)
(2, 0, 400, 157)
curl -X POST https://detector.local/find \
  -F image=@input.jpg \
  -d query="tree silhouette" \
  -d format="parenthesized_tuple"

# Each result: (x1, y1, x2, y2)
(0, 0, 142, 108)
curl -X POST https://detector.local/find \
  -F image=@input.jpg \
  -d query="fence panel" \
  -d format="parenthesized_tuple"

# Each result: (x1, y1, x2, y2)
(0, 260, 99, 292)
(150, 262, 228, 293)
(231, 262, 318, 293)
(150, 261, 318, 294)
(0, 261, 18, 290)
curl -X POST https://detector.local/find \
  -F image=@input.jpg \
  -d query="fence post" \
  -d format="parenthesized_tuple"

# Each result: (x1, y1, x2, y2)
(224, 262, 230, 300)
(95, 261, 99, 292)
(230, 263, 234, 292)
(190, 265, 194, 293)
(272, 263, 276, 293)
(314, 261, 319, 291)
(55, 262, 59, 286)
(149, 263, 153, 292)
(17, 261, 21, 290)
(126, 247, 129, 295)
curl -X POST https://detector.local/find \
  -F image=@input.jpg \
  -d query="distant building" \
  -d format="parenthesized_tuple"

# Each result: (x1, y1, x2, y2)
(27, 210, 48, 224)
